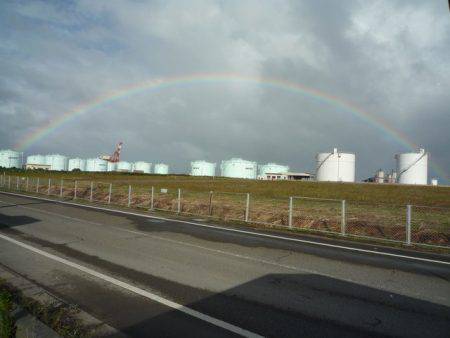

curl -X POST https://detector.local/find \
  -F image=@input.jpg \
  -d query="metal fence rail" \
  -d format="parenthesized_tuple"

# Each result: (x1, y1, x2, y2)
(1, 174, 449, 249)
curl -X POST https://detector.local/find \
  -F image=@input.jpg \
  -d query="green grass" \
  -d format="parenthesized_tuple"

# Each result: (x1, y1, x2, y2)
(2, 169, 449, 207)
(0, 290, 16, 338)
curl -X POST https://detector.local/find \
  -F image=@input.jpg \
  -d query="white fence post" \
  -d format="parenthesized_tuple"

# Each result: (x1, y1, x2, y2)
(127, 185, 131, 207)
(74, 180, 77, 200)
(150, 186, 154, 211)
(341, 200, 346, 236)
(16, 177, 19, 190)
(47, 178, 51, 195)
(209, 191, 213, 216)
(8, 176, 11, 189)
(36, 177, 39, 193)
(406, 204, 412, 245)
(60, 179, 64, 197)
(26, 177, 29, 192)
(177, 188, 181, 213)
(288, 197, 293, 228)
(90, 181, 94, 202)
(108, 183, 112, 204)
(245, 193, 250, 222)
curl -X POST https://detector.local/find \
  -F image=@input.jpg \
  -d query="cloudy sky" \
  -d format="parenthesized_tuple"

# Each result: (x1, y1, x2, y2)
(0, 0, 449, 181)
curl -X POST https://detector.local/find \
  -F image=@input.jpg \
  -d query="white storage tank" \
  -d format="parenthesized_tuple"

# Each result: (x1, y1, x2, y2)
(107, 162, 117, 172)
(258, 163, 289, 176)
(45, 154, 68, 171)
(154, 163, 169, 175)
(0, 149, 21, 168)
(26, 154, 46, 166)
(85, 158, 107, 172)
(117, 161, 132, 172)
(221, 158, 257, 179)
(133, 161, 152, 174)
(316, 148, 355, 182)
(190, 161, 216, 176)
(396, 148, 428, 185)
(68, 158, 86, 171)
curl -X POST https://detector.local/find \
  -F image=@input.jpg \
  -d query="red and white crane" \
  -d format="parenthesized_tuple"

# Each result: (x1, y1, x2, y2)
(100, 142, 123, 163)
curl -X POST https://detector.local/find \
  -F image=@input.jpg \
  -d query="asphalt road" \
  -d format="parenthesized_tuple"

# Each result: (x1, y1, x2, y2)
(0, 192, 449, 337)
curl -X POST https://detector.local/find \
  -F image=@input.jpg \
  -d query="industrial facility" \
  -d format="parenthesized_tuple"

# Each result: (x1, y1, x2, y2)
(190, 161, 216, 177)
(316, 148, 356, 183)
(221, 158, 257, 179)
(0, 142, 441, 186)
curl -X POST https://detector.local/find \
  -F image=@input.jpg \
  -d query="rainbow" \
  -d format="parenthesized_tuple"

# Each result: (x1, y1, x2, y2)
(15, 73, 448, 181)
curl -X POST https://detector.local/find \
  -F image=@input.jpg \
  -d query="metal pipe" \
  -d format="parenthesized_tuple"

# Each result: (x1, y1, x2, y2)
(177, 188, 181, 213)
(47, 178, 51, 195)
(406, 205, 412, 245)
(288, 196, 293, 228)
(245, 193, 250, 222)
(341, 200, 346, 236)
(127, 185, 131, 207)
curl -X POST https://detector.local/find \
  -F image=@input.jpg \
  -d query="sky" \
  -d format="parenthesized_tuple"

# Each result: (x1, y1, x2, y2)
(0, 0, 449, 181)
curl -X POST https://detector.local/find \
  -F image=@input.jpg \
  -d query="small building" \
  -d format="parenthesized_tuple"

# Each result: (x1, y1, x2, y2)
(260, 172, 312, 181)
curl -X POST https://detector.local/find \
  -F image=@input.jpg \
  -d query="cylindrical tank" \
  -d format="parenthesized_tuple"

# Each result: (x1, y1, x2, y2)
(107, 162, 117, 172)
(26, 155, 46, 165)
(117, 161, 132, 172)
(220, 158, 257, 179)
(396, 149, 428, 185)
(0, 149, 21, 168)
(154, 163, 169, 175)
(45, 154, 68, 171)
(258, 163, 289, 176)
(190, 161, 216, 176)
(85, 158, 107, 172)
(316, 148, 355, 182)
(68, 158, 86, 171)
(375, 169, 385, 183)
(133, 161, 152, 174)
(431, 178, 438, 186)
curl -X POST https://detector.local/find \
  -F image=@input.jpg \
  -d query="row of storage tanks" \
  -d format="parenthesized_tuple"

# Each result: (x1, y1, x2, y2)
(25, 154, 169, 174)
(0, 148, 434, 185)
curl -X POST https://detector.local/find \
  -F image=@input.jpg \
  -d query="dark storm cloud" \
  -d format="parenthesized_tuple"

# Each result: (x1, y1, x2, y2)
(0, 0, 449, 181)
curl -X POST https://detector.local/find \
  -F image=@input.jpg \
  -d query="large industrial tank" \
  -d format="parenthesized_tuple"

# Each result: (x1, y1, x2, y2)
(154, 163, 169, 175)
(190, 161, 216, 176)
(26, 155, 46, 165)
(258, 163, 290, 176)
(107, 162, 117, 172)
(395, 148, 428, 185)
(133, 161, 152, 174)
(45, 154, 68, 171)
(85, 158, 107, 172)
(220, 158, 257, 179)
(117, 161, 132, 172)
(0, 149, 21, 168)
(316, 148, 355, 182)
(68, 158, 86, 171)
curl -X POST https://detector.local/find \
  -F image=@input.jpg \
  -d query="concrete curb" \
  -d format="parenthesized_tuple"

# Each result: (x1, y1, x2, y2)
(0, 265, 126, 337)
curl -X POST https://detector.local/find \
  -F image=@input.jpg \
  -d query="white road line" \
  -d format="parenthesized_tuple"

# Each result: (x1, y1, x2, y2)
(0, 232, 262, 338)
(1, 191, 449, 266)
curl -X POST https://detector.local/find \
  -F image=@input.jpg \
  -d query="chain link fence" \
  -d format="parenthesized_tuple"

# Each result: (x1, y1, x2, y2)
(1, 174, 449, 249)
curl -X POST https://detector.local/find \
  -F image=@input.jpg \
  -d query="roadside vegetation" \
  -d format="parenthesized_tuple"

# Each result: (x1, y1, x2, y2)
(0, 290, 16, 338)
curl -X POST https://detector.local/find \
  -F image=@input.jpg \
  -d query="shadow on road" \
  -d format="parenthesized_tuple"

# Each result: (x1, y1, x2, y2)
(0, 213, 40, 228)
(0, 201, 50, 209)
(94, 273, 450, 338)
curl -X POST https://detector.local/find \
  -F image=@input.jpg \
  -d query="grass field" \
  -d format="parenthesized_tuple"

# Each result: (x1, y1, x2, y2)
(2, 169, 450, 247)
